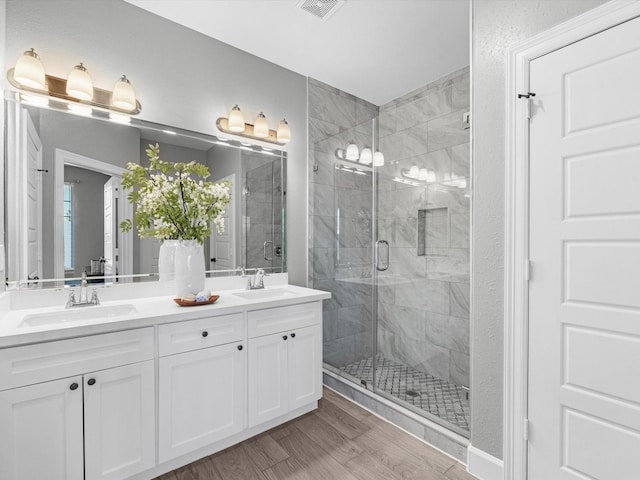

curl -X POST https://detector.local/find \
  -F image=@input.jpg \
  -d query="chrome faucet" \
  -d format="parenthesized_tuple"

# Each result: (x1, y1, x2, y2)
(66, 272, 100, 308)
(247, 268, 265, 290)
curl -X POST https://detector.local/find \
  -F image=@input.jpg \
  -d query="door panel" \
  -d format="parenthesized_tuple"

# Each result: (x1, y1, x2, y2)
(248, 333, 288, 427)
(288, 324, 322, 411)
(0, 376, 83, 480)
(158, 342, 245, 462)
(528, 15, 640, 480)
(84, 361, 155, 480)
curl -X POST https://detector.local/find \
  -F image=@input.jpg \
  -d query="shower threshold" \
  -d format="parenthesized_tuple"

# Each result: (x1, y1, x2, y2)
(340, 355, 470, 432)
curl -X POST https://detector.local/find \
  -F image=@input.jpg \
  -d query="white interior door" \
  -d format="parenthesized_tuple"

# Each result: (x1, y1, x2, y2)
(103, 178, 117, 277)
(210, 173, 235, 270)
(528, 16, 640, 480)
(24, 112, 43, 282)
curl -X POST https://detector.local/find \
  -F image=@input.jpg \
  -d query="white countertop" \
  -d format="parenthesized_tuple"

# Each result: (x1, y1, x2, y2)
(0, 284, 330, 348)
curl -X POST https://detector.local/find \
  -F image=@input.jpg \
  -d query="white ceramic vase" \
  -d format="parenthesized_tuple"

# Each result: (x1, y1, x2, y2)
(174, 239, 205, 297)
(158, 240, 179, 282)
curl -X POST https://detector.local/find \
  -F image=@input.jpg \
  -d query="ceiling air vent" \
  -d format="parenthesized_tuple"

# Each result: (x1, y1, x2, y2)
(297, 0, 346, 21)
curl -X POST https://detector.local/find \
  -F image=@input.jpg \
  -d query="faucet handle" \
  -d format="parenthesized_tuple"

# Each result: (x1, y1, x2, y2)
(90, 289, 100, 305)
(66, 290, 76, 308)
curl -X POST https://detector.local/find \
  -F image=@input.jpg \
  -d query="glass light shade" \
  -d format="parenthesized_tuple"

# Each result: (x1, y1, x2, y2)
(359, 148, 373, 164)
(409, 165, 419, 178)
(14, 48, 46, 89)
(345, 142, 359, 161)
(427, 170, 436, 183)
(228, 105, 245, 132)
(277, 118, 291, 143)
(111, 75, 136, 111)
(418, 168, 428, 181)
(66, 63, 93, 101)
(373, 151, 385, 167)
(253, 112, 269, 138)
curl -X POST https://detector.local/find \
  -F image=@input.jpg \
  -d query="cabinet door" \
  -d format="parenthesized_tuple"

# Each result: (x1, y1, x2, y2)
(0, 376, 84, 480)
(248, 333, 288, 427)
(288, 324, 323, 411)
(159, 341, 245, 462)
(84, 361, 156, 480)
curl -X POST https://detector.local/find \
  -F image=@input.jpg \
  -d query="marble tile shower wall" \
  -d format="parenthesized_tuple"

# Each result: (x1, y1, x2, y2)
(308, 78, 378, 369)
(243, 160, 283, 272)
(377, 67, 470, 387)
(308, 67, 470, 388)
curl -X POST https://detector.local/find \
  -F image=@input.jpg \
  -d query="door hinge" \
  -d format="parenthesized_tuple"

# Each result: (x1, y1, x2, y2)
(524, 259, 532, 282)
(524, 419, 530, 441)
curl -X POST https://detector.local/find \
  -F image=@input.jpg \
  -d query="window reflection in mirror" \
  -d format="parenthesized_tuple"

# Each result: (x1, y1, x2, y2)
(4, 95, 286, 290)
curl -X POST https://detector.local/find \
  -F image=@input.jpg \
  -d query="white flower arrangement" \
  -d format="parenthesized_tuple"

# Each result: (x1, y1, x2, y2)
(120, 143, 231, 243)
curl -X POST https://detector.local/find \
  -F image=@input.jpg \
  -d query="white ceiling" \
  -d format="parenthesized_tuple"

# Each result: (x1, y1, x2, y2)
(125, 0, 469, 106)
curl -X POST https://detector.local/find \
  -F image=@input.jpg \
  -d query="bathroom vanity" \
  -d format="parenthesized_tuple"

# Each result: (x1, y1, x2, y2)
(0, 281, 329, 480)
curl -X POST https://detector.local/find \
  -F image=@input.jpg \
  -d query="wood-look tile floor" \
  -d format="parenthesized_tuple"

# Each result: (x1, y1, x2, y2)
(155, 387, 478, 480)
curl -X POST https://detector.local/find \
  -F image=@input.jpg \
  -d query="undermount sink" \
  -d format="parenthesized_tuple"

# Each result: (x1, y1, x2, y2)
(232, 288, 297, 300)
(18, 304, 138, 328)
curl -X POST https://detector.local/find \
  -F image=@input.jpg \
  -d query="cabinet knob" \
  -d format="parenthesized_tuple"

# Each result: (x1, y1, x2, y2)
(87, 378, 96, 386)
(237, 345, 243, 351)
(70, 382, 79, 391)
(202, 331, 209, 338)
(291, 333, 296, 338)
(282, 335, 288, 341)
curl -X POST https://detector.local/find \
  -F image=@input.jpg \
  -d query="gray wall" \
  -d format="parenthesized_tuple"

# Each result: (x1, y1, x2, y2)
(63, 166, 110, 277)
(471, 0, 608, 459)
(4, 0, 308, 285)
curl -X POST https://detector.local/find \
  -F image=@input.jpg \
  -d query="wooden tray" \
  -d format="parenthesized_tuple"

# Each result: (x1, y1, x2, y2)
(173, 295, 220, 307)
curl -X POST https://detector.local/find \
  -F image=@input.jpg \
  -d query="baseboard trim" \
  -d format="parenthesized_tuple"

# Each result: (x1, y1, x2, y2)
(467, 445, 504, 480)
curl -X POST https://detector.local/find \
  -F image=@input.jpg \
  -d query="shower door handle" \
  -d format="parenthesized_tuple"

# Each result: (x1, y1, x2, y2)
(375, 240, 389, 271)
(263, 241, 273, 261)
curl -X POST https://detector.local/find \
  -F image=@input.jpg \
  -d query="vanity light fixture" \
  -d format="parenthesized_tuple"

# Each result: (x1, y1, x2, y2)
(227, 105, 245, 132)
(66, 63, 93, 101)
(373, 151, 385, 167)
(253, 112, 269, 138)
(13, 48, 46, 89)
(345, 142, 359, 161)
(359, 147, 373, 165)
(277, 119, 291, 144)
(7, 48, 142, 115)
(111, 75, 136, 111)
(216, 107, 291, 145)
(401, 165, 436, 184)
(335, 144, 383, 169)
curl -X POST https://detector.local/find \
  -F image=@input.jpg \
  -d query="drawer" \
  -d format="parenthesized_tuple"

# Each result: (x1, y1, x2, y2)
(158, 313, 244, 356)
(248, 302, 321, 338)
(0, 327, 154, 391)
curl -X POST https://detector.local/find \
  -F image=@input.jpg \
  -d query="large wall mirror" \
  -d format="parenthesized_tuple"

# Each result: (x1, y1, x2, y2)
(4, 94, 286, 289)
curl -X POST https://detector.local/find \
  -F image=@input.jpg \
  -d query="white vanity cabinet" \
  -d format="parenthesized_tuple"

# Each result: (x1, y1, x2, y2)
(158, 313, 246, 463)
(247, 302, 322, 428)
(0, 328, 155, 480)
(0, 288, 329, 480)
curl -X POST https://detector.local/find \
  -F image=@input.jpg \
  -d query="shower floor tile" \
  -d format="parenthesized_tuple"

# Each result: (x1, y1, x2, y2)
(341, 355, 470, 431)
